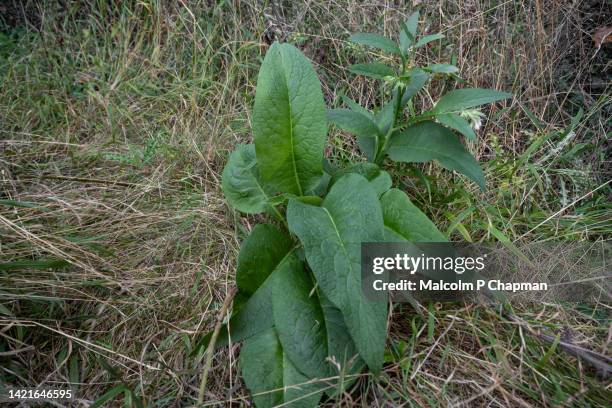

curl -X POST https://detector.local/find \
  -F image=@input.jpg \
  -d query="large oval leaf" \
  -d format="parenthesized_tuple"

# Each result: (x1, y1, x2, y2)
(272, 262, 363, 381)
(253, 42, 327, 196)
(221, 144, 273, 214)
(387, 121, 485, 189)
(287, 174, 387, 373)
(240, 328, 324, 408)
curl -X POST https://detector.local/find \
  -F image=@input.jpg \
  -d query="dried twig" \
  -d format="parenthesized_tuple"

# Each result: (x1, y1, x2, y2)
(504, 311, 612, 378)
(197, 287, 236, 404)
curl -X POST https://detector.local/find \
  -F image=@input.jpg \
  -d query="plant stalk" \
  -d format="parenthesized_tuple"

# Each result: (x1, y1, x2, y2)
(197, 286, 236, 404)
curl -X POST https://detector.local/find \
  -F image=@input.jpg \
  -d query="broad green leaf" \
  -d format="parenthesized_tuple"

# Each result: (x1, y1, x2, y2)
(387, 121, 485, 189)
(328, 109, 381, 161)
(379, 190, 467, 295)
(195, 244, 303, 351)
(380, 189, 447, 242)
(318, 293, 365, 377)
(287, 174, 387, 372)
(436, 113, 476, 140)
(236, 224, 293, 295)
(253, 42, 327, 195)
(415, 33, 444, 48)
(329, 163, 391, 197)
(341, 95, 373, 119)
(399, 11, 420, 51)
(432, 88, 512, 114)
(283, 354, 326, 407)
(240, 328, 324, 408)
(349, 32, 400, 55)
(220, 144, 272, 214)
(272, 260, 362, 380)
(225, 251, 302, 346)
(348, 63, 395, 79)
(424, 64, 458, 74)
(400, 68, 429, 107)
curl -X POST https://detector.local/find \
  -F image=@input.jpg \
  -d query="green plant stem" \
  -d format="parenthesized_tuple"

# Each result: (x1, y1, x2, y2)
(375, 75, 407, 165)
(373, 55, 413, 165)
(268, 204, 288, 228)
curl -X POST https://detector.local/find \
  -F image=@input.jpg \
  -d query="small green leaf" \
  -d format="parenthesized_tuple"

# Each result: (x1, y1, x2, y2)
(348, 63, 395, 79)
(330, 163, 391, 197)
(380, 189, 447, 242)
(328, 109, 380, 138)
(349, 32, 401, 55)
(436, 113, 477, 140)
(432, 88, 512, 114)
(415, 33, 444, 48)
(399, 11, 420, 51)
(221, 144, 273, 214)
(328, 109, 381, 161)
(240, 328, 325, 408)
(400, 69, 429, 107)
(405, 11, 420, 37)
(399, 22, 415, 50)
(424, 64, 458, 74)
(341, 95, 373, 119)
(387, 121, 485, 189)
(253, 42, 327, 196)
(287, 174, 387, 372)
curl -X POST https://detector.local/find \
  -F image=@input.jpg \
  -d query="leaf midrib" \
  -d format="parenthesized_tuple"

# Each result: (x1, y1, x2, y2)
(279, 47, 303, 196)
(320, 206, 352, 310)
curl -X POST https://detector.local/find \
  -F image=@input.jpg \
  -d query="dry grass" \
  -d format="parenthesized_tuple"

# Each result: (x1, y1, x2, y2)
(0, 1, 610, 406)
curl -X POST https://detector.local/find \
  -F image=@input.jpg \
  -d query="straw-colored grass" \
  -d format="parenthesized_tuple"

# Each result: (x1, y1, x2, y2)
(1, 1, 609, 406)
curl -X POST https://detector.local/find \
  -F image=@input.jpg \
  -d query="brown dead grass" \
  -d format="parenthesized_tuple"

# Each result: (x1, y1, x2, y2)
(0, 1, 609, 406)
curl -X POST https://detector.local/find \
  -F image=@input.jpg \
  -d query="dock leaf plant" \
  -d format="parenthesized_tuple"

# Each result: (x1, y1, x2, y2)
(208, 11, 510, 407)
